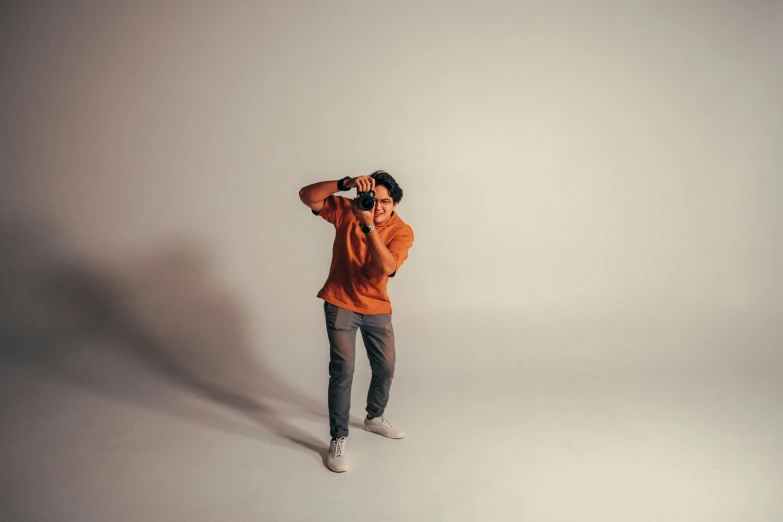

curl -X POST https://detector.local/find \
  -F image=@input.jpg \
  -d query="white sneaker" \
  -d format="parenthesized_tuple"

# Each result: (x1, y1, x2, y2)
(326, 437, 348, 472)
(364, 415, 405, 439)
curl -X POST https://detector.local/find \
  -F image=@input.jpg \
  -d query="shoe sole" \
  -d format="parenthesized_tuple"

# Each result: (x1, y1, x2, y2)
(363, 424, 405, 439)
(326, 458, 348, 473)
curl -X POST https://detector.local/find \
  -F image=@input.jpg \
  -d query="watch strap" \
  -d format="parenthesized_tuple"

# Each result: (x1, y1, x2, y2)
(337, 176, 351, 191)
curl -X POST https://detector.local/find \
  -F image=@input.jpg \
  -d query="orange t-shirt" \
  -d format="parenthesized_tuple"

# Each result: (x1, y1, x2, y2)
(313, 194, 414, 314)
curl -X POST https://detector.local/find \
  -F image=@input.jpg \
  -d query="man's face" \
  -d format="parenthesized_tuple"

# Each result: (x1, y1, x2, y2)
(372, 185, 397, 225)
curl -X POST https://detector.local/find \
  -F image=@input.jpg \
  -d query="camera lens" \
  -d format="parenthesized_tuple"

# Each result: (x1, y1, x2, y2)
(359, 194, 374, 210)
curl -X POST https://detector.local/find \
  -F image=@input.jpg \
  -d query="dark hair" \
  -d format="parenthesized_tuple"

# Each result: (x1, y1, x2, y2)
(370, 170, 404, 204)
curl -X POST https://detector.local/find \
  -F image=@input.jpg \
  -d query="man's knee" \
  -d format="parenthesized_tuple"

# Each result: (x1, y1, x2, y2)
(372, 357, 395, 381)
(329, 358, 355, 380)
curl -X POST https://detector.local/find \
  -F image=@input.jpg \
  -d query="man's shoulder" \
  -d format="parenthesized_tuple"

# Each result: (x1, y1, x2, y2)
(387, 214, 414, 239)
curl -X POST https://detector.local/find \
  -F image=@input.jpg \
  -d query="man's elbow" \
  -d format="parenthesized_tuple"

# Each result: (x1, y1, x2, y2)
(299, 188, 317, 209)
(383, 261, 398, 276)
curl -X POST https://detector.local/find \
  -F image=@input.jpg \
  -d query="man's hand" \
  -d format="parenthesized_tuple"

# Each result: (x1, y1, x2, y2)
(351, 197, 374, 226)
(345, 175, 375, 193)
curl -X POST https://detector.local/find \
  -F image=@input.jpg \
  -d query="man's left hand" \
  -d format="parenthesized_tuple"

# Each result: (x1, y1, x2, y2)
(351, 198, 374, 226)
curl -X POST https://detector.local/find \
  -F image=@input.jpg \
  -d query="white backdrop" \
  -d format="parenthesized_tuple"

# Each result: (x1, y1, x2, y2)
(2, 1, 781, 389)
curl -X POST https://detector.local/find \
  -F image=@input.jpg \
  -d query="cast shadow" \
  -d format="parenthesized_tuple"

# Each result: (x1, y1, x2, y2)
(0, 215, 362, 464)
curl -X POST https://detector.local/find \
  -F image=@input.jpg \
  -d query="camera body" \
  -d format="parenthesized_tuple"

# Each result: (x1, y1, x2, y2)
(356, 189, 375, 211)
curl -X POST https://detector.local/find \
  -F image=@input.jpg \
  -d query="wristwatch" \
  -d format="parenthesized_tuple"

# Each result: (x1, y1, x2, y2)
(360, 224, 375, 234)
(337, 176, 351, 191)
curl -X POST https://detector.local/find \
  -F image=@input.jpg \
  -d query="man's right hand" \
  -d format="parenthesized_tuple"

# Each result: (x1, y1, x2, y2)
(345, 175, 375, 193)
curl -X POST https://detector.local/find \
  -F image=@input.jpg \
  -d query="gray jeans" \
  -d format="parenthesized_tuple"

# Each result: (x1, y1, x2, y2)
(323, 301, 396, 439)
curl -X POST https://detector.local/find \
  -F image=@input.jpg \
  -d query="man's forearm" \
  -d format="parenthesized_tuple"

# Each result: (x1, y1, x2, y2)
(365, 230, 397, 275)
(298, 179, 341, 206)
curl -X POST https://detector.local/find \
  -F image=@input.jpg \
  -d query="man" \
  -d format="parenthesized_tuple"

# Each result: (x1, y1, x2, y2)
(298, 170, 414, 473)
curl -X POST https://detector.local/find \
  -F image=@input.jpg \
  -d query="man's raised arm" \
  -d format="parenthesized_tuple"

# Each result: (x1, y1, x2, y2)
(299, 179, 344, 213)
(299, 176, 376, 213)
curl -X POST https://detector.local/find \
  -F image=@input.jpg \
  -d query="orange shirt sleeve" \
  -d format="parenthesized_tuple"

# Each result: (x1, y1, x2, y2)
(387, 225, 414, 277)
(312, 194, 349, 227)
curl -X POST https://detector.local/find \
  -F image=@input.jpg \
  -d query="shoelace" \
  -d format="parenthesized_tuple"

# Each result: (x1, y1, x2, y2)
(332, 437, 346, 457)
(375, 416, 393, 427)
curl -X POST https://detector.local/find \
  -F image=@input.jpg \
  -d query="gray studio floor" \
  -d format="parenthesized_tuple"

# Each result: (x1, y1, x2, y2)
(1, 339, 781, 522)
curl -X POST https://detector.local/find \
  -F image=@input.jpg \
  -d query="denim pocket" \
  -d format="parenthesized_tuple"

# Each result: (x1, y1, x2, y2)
(324, 301, 351, 331)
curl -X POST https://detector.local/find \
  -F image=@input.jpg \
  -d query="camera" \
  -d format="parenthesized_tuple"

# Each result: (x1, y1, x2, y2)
(357, 189, 375, 211)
